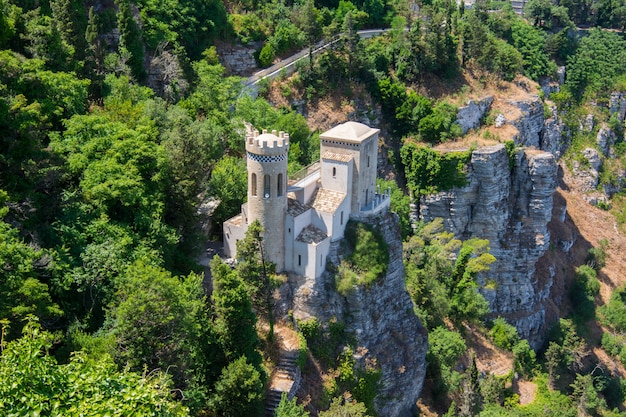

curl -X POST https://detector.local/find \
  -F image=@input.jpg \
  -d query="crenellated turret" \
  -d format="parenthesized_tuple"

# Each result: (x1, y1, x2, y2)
(246, 129, 289, 272)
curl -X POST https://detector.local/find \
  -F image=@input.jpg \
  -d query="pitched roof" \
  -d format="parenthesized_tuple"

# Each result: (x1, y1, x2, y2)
(296, 225, 328, 244)
(310, 188, 346, 213)
(319, 121, 379, 144)
(287, 197, 309, 216)
(321, 151, 353, 163)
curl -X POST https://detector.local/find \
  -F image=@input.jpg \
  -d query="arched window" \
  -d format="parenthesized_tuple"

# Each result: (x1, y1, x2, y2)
(277, 173, 283, 196)
(264, 175, 270, 198)
(251, 173, 257, 196)
(332, 167, 336, 177)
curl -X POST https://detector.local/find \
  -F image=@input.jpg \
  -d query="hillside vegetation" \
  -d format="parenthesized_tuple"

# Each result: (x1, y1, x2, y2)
(1, 0, 626, 415)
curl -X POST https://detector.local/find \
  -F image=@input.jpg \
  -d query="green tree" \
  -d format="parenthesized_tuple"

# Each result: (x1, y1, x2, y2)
(50, 0, 87, 60)
(208, 355, 265, 417)
(428, 326, 466, 369)
(107, 261, 207, 386)
(565, 29, 626, 100)
(510, 20, 555, 80)
(210, 256, 261, 367)
(208, 155, 247, 229)
(571, 373, 605, 416)
(524, 0, 571, 29)
(489, 317, 519, 350)
(418, 101, 462, 144)
(0, 319, 188, 416)
(0, 191, 63, 340)
(236, 220, 276, 340)
(115, 0, 145, 80)
(318, 396, 371, 417)
(275, 393, 310, 417)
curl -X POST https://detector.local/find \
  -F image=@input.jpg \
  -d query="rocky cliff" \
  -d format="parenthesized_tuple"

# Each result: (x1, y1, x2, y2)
(284, 211, 427, 417)
(420, 144, 557, 348)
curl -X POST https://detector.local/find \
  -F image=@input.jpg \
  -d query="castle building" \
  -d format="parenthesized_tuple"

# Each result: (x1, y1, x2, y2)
(223, 121, 390, 279)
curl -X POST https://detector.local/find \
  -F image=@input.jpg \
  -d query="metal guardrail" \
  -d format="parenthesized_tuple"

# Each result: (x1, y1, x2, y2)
(241, 28, 391, 96)
(289, 161, 321, 183)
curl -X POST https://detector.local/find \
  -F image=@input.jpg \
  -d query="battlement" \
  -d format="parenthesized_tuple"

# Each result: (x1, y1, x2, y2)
(246, 129, 290, 156)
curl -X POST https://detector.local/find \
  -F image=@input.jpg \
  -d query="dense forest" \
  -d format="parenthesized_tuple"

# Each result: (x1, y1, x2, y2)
(1, 0, 626, 415)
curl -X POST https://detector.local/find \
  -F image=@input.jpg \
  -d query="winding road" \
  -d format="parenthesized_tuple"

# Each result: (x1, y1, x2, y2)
(241, 28, 390, 98)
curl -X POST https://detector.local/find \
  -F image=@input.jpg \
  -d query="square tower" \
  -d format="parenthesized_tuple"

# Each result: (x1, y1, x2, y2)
(319, 122, 380, 214)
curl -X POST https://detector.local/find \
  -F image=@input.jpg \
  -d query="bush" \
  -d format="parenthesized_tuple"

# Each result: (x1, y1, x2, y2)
(400, 144, 472, 196)
(489, 317, 520, 350)
(297, 332, 307, 369)
(258, 43, 276, 68)
(417, 101, 462, 144)
(337, 221, 389, 293)
(428, 327, 466, 369)
(586, 239, 608, 270)
(599, 285, 626, 331)
(570, 264, 599, 321)
(512, 339, 536, 377)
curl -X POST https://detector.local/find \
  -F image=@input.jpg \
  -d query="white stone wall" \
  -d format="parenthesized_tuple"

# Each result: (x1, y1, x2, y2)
(321, 159, 353, 194)
(330, 198, 351, 242)
(357, 136, 379, 210)
(285, 210, 313, 272)
(294, 238, 331, 279)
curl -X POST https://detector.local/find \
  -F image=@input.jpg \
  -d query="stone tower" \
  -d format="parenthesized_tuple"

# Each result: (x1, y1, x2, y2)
(245, 129, 289, 272)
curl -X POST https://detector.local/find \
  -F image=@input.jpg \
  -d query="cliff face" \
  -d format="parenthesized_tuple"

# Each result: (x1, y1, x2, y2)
(420, 144, 557, 347)
(286, 212, 427, 417)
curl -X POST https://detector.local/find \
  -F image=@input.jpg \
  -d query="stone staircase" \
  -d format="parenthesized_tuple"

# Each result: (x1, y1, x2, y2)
(510, 0, 526, 15)
(264, 350, 300, 417)
(327, 240, 342, 267)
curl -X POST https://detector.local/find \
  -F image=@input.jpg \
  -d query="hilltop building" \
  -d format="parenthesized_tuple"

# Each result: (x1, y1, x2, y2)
(223, 121, 390, 279)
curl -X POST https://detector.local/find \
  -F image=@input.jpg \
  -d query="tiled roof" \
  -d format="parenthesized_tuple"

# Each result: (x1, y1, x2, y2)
(287, 198, 309, 216)
(321, 151, 353, 163)
(310, 188, 346, 213)
(225, 214, 243, 227)
(296, 225, 328, 244)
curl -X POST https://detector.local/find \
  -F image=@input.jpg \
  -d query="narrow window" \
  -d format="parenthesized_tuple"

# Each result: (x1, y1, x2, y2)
(251, 173, 257, 196)
(332, 167, 336, 177)
(277, 173, 283, 196)
(288, 228, 291, 233)
(298, 254, 301, 266)
(320, 254, 323, 266)
(340, 211, 344, 225)
(264, 175, 270, 198)
(226, 233, 230, 239)
(365, 189, 368, 205)
(367, 156, 370, 167)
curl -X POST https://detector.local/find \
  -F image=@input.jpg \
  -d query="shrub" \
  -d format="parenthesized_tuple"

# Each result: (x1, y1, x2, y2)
(599, 285, 626, 331)
(512, 339, 536, 377)
(297, 332, 307, 369)
(489, 317, 520, 351)
(571, 264, 599, 321)
(586, 239, 608, 270)
(336, 221, 389, 294)
(258, 43, 276, 68)
(400, 144, 472, 196)
(428, 327, 466, 369)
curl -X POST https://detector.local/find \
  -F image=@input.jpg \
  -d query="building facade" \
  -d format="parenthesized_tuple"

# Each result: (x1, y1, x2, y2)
(223, 121, 390, 279)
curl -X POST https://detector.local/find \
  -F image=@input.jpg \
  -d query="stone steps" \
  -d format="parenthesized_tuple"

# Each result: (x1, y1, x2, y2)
(264, 351, 300, 417)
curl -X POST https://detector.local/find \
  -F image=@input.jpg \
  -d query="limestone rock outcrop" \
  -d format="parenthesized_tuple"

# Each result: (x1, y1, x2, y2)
(507, 94, 569, 158)
(610, 92, 626, 123)
(286, 212, 427, 417)
(456, 96, 494, 134)
(420, 145, 557, 348)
